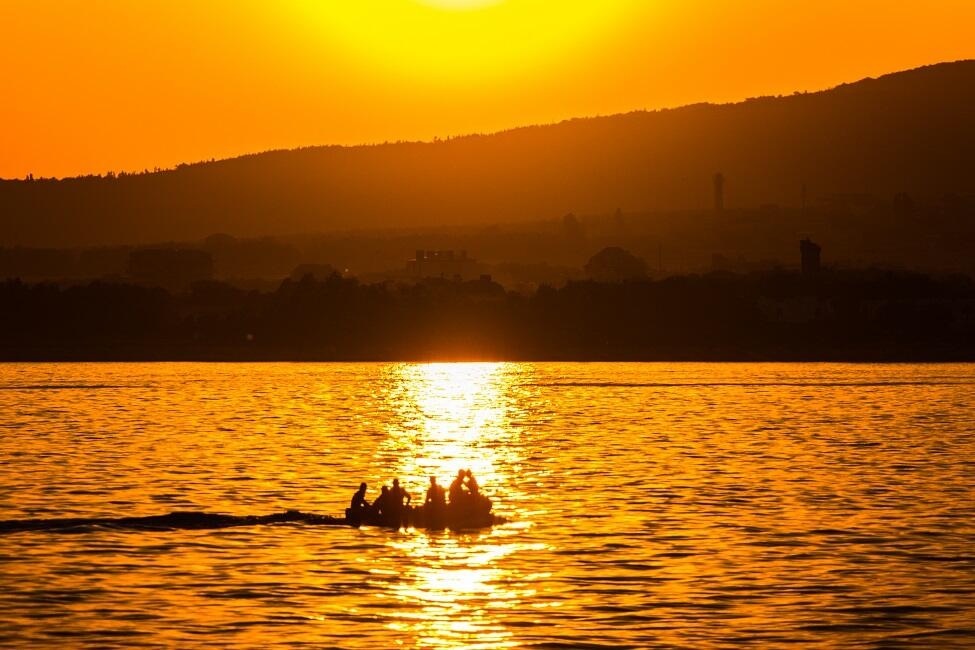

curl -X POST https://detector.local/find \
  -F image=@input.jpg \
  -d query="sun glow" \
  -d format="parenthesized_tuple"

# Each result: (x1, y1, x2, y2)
(417, 0, 505, 9)
(293, 0, 641, 84)
(5, 2, 975, 178)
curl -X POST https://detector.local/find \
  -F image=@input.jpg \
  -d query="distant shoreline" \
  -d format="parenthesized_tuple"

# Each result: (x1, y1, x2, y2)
(3, 350, 974, 364)
(4, 269, 975, 364)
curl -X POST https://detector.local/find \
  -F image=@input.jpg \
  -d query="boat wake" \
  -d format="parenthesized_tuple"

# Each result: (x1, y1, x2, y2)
(0, 510, 345, 535)
(0, 509, 508, 535)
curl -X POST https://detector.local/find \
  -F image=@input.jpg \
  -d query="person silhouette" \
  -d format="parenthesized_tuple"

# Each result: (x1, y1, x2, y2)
(425, 476, 446, 508)
(389, 478, 411, 529)
(465, 469, 479, 498)
(424, 476, 447, 528)
(449, 469, 467, 505)
(371, 485, 390, 522)
(347, 482, 369, 526)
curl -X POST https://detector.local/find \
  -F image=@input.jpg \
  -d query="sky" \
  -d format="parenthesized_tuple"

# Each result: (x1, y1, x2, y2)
(1, 0, 973, 179)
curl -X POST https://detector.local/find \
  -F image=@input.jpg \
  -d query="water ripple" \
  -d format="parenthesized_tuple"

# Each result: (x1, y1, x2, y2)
(0, 362, 973, 648)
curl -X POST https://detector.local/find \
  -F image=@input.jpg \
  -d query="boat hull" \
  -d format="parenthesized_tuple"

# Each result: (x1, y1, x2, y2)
(347, 502, 502, 531)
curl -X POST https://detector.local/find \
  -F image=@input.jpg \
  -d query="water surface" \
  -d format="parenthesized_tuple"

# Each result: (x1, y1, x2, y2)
(1, 363, 974, 648)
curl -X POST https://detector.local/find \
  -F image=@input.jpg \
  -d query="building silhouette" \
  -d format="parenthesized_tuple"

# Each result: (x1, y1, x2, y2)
(407, 250, 476, 280)
(290, 263, 338, 281)
(800, 238, 822, 275)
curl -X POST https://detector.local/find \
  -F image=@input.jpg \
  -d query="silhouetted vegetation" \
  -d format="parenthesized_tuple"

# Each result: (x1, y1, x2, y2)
(1, 62, 972, 248)
(2, 270, 974, 361)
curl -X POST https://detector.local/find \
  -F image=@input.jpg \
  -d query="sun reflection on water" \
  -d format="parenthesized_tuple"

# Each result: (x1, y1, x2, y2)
(370, 362, 534, 648)
(377, 362, 517, 495)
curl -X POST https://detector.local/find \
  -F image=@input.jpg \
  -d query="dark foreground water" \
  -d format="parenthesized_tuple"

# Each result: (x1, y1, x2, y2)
(1, 363, 974, 648)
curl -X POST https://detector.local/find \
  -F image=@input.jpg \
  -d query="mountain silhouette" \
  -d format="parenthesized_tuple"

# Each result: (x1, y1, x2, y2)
(1, 61, 972, 247)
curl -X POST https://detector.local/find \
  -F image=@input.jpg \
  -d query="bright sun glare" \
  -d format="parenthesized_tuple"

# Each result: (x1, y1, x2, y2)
(417, 0, 504, 9)
(381, 363, 512, 484)
(294, 1, 638, 84)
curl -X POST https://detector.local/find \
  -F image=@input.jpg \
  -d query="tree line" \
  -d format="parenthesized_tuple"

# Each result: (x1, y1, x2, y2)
(2, 270, 974, 361)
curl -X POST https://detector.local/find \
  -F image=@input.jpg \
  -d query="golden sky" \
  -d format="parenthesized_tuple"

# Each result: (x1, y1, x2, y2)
(1, 0, 972, 179)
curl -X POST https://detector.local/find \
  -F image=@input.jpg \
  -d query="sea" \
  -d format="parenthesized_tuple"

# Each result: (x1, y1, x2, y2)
(1, 362, 973, 648)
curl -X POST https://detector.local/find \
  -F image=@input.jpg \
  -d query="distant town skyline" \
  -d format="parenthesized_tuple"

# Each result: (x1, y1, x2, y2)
(2, 0, 973, 179)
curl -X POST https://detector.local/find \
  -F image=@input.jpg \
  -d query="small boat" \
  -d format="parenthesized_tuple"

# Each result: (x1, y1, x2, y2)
(346, 498, 503, 531)
(0, 504, 505, 535)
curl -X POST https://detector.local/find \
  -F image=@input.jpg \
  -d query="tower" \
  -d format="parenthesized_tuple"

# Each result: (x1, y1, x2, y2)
(713, 172, 725, 212)
(800, 238, 822, 275)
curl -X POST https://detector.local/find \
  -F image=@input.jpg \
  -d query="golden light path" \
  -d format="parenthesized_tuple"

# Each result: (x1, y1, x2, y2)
(381, 363, 513, 483)
(371, 363, 541, 648)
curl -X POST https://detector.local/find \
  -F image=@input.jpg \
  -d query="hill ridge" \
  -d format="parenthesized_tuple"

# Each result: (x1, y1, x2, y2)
(1, 60, 973, 246)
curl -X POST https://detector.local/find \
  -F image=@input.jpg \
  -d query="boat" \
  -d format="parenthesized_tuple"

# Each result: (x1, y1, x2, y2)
(347, 497, 502, 531)
(0, 503, 504, 535)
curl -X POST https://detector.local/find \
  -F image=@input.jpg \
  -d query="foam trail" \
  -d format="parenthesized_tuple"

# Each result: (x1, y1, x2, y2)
(0, 510, 346, 534)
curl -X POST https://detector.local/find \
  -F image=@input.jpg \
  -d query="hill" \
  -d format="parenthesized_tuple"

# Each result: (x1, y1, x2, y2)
(1, 61, 973, 247)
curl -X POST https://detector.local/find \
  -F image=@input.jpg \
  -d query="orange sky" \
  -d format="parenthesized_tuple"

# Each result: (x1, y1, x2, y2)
(1, 0, 972, 179)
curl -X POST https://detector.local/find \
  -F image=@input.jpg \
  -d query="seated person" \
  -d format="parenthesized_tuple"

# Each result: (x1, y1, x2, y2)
(465, 469, 479, 498)
(350, 482, 369, 511)
(425, 476, 447, 509)
(347, 482, 369, 525)
(449, 469, 467, 506)
(371, 485, 390, 518)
